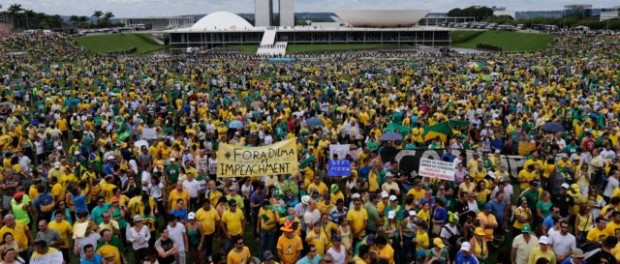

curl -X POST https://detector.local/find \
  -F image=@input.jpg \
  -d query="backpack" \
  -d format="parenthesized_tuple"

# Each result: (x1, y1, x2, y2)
(39, 195, 56, 213)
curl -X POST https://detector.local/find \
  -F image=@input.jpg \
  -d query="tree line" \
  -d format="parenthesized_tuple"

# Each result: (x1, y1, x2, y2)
(448, 6, 620, 30)
(2, 4, 119, 30)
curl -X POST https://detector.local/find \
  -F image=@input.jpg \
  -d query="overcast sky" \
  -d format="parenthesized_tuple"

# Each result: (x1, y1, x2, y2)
(7, 0, 619, 18)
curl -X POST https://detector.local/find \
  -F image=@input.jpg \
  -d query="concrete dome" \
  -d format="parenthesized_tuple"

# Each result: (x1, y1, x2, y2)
(191, 11, 253, 30)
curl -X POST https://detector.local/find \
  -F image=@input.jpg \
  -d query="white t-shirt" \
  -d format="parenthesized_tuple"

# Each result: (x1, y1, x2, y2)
(604, 177, 619, 197)
(303, 209, 321, 232)
(148, 182, 164, 200)
(167, 223, 186, 251)
(326, 246, 347, 264)
(549, 232, 576, 257)
(141, 171, 151, 191)
(183, 179, 201, 198)
(512, 234, 539, 264)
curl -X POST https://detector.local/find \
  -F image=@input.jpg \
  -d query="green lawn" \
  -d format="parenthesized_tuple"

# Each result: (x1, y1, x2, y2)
(74, 34, 164, 55)
(451, 30, 555, 52)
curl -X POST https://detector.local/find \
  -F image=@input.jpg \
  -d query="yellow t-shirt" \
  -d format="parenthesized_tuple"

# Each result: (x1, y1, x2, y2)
(49, 220, 73, 248)
(277, 235, 303, 264)
(306, 230, 329, 255)
(258, 207, 278, 231)
(416, 230, 430, 250)
(0, 221, 30, 249)
(378, 244, 395, 264)
(51, 183, 65, 202)
(227, 246, 252, 264)
(606, 221, 620, 237)
(195, 207, 220, 235)
(96, 243, 121, 264)
(407, 188, 426, 203)
(527, 246, 556, 264)
(168, 189, 190, 210)
(518, 170, 534, 190)
(102, 182, 117, 203)
(587, 227, 608, 243)
(346, 208, 368, 235)
(221, 209, 245, 236)
(31, 247, 60, 259)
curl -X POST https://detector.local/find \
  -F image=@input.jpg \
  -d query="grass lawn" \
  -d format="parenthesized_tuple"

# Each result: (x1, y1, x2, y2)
(74, 34, 164, 54)
(451, 30, 555, 52)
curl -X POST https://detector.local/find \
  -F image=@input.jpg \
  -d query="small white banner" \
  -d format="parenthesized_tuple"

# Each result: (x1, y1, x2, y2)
(418, 158, 456, 181)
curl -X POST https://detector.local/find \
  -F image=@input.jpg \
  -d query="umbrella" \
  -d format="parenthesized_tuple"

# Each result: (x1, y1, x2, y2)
(134, 140, 149, 149)
(306, 117, 323, 128)
(541, 122, 564, 133)
(228, 120, 243, 129)
(380, 132, 403, 142)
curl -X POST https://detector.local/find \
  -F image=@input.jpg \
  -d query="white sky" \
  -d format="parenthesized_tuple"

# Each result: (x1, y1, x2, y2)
(6, 0, 619, 18)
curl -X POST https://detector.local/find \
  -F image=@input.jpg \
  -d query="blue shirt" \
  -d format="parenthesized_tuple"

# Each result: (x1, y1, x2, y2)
(543, 215, 555, 230)
(72, 194, 88, 214)
(561, 258, 586, 264)
(81, 253, 104, 264)
(487, 199, 507, 225)
(296, 255, 321, 264)
(456, 251, 479, 264)
(34, 193, 54, 214)
(170, 209, 188, 221)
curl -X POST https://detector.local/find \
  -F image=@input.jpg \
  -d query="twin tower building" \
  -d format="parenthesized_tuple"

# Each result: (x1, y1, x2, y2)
(255, 0, 295, 27)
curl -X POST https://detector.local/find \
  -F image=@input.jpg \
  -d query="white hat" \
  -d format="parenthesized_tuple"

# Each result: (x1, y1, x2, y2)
(74, 151, 80, 155)
(352, 193, 361, 199)
(387, 211, 396, 219)
(385, 172, 393, 177)
(408, 211, 417, 217)
(561, 183, 570, 189)
(381, 191, 389, 198)
(539, 236, 550, 245)
(301, 195, 311, 205)
(188, 212, 196, 220)
(107, 155, 115, 160)
(54, 162, 61, 169)
(494, 149, 501, 154)
(487, 171, 496, 179)
(460, 242, 471, 251)
(389, 195, 398, 201)
(170, 157, 176, 162)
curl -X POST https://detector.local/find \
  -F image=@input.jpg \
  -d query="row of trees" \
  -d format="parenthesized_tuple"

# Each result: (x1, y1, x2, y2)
(448, 6, 620, 31)
(1, 4, 116, 30)
(5, 4, 63, 29)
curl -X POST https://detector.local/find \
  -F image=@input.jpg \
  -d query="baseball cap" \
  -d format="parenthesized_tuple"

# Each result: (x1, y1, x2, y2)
(188, 212, 196, 220)
(561, 183, 570, 189)
(381, 191, 389, 198)
(571, 248, 585, 259)
(352, 193, 361, 199)
(387, 211, 396, 219)
(389, 195, 398, 201)
(522, 225, 532, 233)
(133, 215, 143, 222)
(460, 242, 471, 251)
(539, 236, 550, 245)
(433, 238, 445, 249)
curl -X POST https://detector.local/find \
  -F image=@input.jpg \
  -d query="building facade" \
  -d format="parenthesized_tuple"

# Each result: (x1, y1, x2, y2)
(255, 0, 273, 27)
(120, 16, 194, 30)
(279, 0, 295, 27)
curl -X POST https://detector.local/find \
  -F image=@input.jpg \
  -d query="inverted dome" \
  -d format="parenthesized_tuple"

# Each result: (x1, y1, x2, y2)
(191, 11, 253, 30)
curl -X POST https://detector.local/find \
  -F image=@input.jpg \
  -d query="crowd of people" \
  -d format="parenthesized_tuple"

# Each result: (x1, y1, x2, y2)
(0, 30, 618, 264)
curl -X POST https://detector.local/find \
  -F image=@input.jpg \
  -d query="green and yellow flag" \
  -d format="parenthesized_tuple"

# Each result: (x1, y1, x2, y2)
(423, 122, 453, 143)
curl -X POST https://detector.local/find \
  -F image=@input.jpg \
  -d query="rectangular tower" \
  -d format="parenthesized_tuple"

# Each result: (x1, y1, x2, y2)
(255, 0, 273, 27)
(279, 0, 295, 26)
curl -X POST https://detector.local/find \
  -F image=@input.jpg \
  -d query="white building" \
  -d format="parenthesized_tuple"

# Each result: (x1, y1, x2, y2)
(279, 0, 295, 27)
(120, 16, 194, 30)
(255, 0, 273, 27)
(600, 8, 619, 21)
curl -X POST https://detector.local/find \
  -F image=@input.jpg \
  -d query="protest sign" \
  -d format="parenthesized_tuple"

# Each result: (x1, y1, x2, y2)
(418, 158, 456, 181)
(329, 144, 350, 160)
(142, 127, 157, 139)
(217, 139, 299, 177)
(328, 159, 351, 176)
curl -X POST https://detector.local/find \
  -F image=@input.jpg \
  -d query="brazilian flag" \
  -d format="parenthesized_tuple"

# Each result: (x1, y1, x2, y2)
(423, 122, 453, 143)
(117, 130, 131, 144)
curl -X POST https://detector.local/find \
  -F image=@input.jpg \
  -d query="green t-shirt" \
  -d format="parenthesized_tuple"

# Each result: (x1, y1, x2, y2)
(522, 189, 539, 212)
(166, 164, 180, 183)
(11, 196, 31, 225)
(536, 200, 553, 218)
